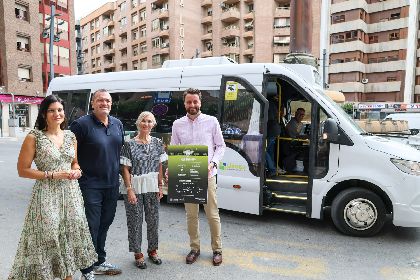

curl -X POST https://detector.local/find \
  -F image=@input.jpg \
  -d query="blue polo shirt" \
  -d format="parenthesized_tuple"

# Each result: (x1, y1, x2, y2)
(70, 113, 124, 189)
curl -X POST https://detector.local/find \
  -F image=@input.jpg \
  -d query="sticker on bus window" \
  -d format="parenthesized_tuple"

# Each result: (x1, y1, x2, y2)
(225, 81, 238, 100)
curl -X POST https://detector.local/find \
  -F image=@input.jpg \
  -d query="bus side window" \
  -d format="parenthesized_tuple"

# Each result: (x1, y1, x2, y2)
(52, 89, 90, 126)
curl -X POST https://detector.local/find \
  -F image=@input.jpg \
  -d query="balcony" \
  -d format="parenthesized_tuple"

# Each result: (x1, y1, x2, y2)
(201, 0, 212, 6)
(221, 26, 240, 38)
(104, 61, 116, 69)
(103, 34, 115, 43)
(221, 8, 240, 23)
(273, 45, 289, 53)
(222, 0, 240, 4)
(201, 32, 212, 41)
(243, 30, 254, 38)
(274, 28, 290, 36)
(158, 8, 169, 19)
(244, 46, 254, 56)
(119, 28, 128, 36)
(160, 44, 169, 54)
(103, 48, 115, 56)
(201, 50, 213, 57)
(275, 7, 290, 18)
(221, 45, 240, 55)
(201, 15, 212, 24)
(159, 26, 169, 37)
(243, 12, 254, 21)
(107, 20, 114, 27)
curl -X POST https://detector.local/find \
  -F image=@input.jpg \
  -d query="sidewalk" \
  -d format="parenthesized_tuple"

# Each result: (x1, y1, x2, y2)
(0, 128, 30, 141)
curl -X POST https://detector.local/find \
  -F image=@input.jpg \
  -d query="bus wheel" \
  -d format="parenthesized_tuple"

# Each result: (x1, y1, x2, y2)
(331, 188, 386, 237)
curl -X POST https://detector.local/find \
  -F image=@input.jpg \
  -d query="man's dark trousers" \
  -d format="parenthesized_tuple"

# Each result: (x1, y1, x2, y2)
(80, 187, 119, 273)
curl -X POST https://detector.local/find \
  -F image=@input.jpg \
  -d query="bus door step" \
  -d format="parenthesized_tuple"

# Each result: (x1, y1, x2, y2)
(272, 191, 307, 206)
(263, 204, 306, 215)
(266, 176, 308, 193)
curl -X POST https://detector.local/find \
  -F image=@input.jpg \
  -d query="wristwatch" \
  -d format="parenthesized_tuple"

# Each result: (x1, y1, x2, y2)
(211, 161, 218, 168)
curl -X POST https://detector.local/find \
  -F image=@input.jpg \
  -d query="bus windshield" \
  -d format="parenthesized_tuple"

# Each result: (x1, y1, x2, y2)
(316, 89, 366, 134)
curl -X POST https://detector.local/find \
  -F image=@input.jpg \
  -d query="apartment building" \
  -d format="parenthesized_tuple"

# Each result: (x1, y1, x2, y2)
(0, 0, 75, 136)
(327, 0, 420, 103)
(80, 0, 320, 74)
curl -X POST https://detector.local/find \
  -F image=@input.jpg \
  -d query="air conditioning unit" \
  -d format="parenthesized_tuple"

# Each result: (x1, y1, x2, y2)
(361, 78, 369, 84)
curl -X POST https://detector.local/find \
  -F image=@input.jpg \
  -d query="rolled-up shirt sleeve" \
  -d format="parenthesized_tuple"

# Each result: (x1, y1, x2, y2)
(211, 118, 226, 164)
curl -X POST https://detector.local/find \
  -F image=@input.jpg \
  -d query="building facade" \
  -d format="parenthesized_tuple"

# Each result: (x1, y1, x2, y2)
(327, 0, 420, 103)
(0, 0, 76, 136)
(80, 0, 320, 73)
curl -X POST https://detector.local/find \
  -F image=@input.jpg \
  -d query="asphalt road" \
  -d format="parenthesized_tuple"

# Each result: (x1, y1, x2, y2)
(1, 137, 420, 280)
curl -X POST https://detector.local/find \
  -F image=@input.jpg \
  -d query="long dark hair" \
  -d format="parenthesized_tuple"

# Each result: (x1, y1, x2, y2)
(34, 95, 67, 130)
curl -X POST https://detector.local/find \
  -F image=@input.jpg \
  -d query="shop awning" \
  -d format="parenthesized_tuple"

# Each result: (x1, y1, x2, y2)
(0, 94, 44, 104)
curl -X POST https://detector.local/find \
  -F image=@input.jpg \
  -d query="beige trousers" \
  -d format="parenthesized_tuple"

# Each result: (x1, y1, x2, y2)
(184, 176, 222, 252)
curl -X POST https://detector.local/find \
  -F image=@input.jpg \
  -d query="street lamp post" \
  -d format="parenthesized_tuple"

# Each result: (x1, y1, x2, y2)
(42, 3, 63, 85)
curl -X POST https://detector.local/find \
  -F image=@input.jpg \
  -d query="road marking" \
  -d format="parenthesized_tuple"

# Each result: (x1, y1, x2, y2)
(380, 266, 420, 280)
(160, 242, 327, 279)
(255, 236, 336, 251)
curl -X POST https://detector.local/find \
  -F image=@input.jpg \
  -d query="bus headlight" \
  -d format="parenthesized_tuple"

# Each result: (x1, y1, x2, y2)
(391, 159, 420, 176)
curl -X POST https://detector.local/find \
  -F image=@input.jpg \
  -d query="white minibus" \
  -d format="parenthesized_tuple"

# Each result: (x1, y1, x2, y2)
(47, 57, 420, 236)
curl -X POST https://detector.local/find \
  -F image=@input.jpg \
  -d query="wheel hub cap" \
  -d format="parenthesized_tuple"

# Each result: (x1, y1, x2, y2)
(344, 198, 377, 230)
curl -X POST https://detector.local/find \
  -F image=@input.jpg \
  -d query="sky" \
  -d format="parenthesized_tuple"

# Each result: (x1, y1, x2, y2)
(74, 0, 114, 20)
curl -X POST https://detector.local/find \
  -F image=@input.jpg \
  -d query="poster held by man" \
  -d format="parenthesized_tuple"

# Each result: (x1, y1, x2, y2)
(167, 145, 208, 204)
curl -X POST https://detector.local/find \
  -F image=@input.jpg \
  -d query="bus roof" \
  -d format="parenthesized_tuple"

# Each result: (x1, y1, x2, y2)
(47, 58, 321, 94)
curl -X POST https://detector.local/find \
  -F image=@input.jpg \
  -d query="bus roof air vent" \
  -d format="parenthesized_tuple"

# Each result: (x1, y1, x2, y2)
(162, 56, 237, 68)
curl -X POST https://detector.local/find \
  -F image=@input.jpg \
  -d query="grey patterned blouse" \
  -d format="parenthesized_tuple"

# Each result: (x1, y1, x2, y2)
(120, 136, 165, 194)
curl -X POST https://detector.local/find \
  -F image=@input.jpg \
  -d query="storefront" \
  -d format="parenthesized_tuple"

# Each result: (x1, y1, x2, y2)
(0, 94, 44, 136)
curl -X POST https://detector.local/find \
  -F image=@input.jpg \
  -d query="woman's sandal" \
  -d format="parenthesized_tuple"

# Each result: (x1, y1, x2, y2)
(148, 249, 162, 265)
(134, 253, 147, 269)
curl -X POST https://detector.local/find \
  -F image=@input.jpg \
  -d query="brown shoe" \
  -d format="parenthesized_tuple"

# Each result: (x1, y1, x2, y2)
(186, 250, 200, 264)
(213, 251, 222, 266)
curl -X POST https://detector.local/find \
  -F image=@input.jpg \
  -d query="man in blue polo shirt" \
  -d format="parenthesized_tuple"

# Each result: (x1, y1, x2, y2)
(70, 89, 124, 279)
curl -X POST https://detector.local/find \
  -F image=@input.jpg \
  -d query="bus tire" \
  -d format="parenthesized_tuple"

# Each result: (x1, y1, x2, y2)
(331, 187, 386, 237)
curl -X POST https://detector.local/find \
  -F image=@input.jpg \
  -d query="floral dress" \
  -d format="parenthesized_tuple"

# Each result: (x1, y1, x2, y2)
(8, 129, 97, 280)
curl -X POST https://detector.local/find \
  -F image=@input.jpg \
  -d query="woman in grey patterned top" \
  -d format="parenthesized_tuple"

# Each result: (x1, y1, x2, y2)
(120, 111, 165, 269)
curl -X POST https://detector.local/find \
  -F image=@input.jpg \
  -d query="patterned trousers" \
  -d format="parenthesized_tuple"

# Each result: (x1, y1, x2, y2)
(123, 192, 159, 253)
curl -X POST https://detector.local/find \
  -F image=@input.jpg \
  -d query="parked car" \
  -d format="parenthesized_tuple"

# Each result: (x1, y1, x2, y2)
(385, 113, 420, 135)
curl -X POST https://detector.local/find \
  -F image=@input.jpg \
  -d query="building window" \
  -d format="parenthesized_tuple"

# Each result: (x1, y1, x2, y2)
(331, 58, 345, 64)
(17, 35, 30, 51)
(369, 35, 378, 43)
(132, 30, 138, 40)
(133, 60, 139, 70)
(120, 1, 127, 12)
(140, 9, 146, 21)
(332, 14, 345, 23)
(345, 30, 358, 41)
(59, 47, 70, 67)
(387, 77, 397, 82)
(132, 45, 139, 56)
(273, 36, 290, 46)
(389, 32, 400, 41)
(140, 58, 147, 70)
(274, 18, 290, 28)
(91, 33, 95, 43)
(120, 17, 127, 28)
(15, 3, 28, 21)
(132, 0, 138, 8)
(390, 13, 400, 20)
(140, 26, 147, 37)
(140, 42, 147, 53)
(331, 34, 345, 44)
(132, 13, 138, 25)
(152, 54, 161, 65)
(273, 54, 285, 64)
(152, 19, 160, 31)
(18, 66, 31, 82)
(152, 37, 161, 48)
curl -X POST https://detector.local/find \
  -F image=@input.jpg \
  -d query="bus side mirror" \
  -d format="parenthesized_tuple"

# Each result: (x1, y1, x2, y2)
(323, 118, 339, 143)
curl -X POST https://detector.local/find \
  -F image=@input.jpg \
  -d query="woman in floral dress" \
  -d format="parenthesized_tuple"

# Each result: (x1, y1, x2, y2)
(8, 95, 97, 280)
